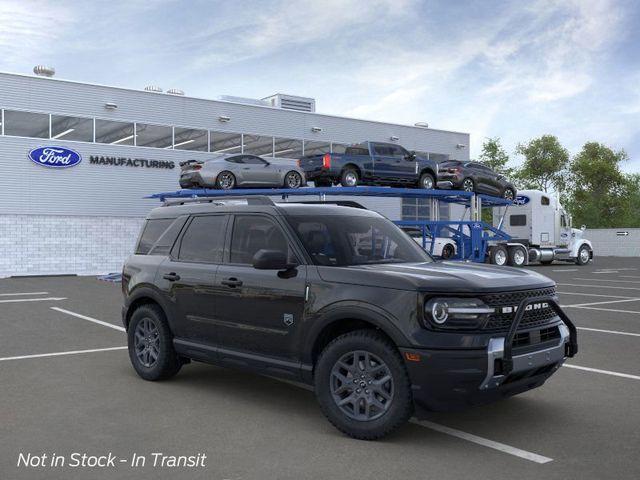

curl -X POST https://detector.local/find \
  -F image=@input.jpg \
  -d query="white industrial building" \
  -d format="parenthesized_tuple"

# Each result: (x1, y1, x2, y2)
(0, 69, 470, 277)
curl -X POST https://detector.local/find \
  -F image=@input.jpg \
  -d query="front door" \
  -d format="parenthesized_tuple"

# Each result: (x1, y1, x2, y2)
(214, 214, 307, 363)
(241, 155, 280, 185)
(157, 214, 229, 345)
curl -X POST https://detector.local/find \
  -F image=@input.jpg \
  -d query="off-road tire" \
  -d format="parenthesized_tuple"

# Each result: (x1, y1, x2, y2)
(128, 304, 182, 381)
(314, 330, 413, 440)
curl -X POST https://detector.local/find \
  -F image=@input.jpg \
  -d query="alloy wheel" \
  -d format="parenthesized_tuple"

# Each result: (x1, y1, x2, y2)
(504, 189, 515, 200)
(344, 172, 358, 187)
(462, 179, 474, 192)
(330, 350, 394, 421)
(580, 247, 590, 263)
(286, 172, 302, 189)
(421, 176, 434, 189)
(134, 318, 160, 368)
(218, 172, 235, 189)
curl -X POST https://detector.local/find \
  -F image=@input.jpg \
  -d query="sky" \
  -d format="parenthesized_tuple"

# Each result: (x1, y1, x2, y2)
(1, 0, 639, 171)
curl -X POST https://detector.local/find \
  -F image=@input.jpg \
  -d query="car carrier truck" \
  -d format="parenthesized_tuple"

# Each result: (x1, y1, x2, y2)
(489, 189, 593, 267)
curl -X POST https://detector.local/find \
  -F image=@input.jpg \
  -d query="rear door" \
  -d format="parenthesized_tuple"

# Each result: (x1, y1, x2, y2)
(371, 143, 396, 180)
(213, 214, 307, 365)
(157, 214, 229, 345)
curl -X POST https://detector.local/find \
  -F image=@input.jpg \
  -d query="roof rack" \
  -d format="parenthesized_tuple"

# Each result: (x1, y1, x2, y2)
(285, 200, 367, 209)
(162, 195, 274, 207)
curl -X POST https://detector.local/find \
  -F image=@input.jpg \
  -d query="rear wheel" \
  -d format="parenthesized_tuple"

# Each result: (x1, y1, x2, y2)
(315, 330, 413, 440)
(490, 245, 508, 266)
(128, 304, 182, 381)
(340, 168, 359, 187)
(441, 243, 455, 259)
(462, 178, 475, 192)
(418, 172, 435, 189)
(284, 171, 303, 189)
(508, 246, 527, 267)
(216, 171, 236, 190)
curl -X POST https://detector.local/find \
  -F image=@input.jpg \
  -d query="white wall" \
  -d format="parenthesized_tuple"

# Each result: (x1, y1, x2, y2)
(583, 228, 640, 257)
(0, 215, 144, 278)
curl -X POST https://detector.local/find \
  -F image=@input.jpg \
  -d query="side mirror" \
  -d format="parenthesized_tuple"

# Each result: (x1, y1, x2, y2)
(405, 151, 416, 161)
(252, 249, 293, 270)
(581, 225, 586, 231)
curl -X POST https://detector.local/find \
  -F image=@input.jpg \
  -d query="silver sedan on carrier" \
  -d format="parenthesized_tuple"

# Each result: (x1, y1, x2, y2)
(179, 154, 307, 190)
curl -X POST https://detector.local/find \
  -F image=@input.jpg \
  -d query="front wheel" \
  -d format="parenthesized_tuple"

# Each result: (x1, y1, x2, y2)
(314, 330, 413, 440)
(503, 187, 515, 201)
(127, 304, 182, 381)
(284, 171, 303, 189)
(418, 172, 435, 189)
(576, 245, 591, 265)
(441, 243, 455, 259)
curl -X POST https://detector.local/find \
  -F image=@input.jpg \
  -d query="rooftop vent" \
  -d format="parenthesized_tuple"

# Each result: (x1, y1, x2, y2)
(33, 65, 55, 77)
(262, 94, 316, 112)
(144, 85, 163, 93)
(167, 88, 185, 96)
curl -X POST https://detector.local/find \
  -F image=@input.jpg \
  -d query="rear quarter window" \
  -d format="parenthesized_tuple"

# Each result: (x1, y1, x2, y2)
(136, 218, 174, 254)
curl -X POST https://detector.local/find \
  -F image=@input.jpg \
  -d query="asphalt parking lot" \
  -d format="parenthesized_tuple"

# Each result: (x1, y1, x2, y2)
(2, 258, 640, 480)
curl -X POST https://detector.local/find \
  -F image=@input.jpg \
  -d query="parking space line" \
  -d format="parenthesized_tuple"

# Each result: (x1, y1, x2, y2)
(557, 291, 635, 299)
(50, 307, 125, 332)
(552, 269, 578, 272)
(558, 283, 640, 292)
(0, 346, 126, 362)
(562, 298, 640, 308)
(620, 275, 640, 279)
(412, 420, 553, 464)
(567, 305, 640, 315)
(0, 291, 49, 296)
(271, 377, 553, 463)
(577, 327, 640, 337)
(564, 364, 640, 381)
(572, 278, 640, 285)
(0, 297, 66, 303)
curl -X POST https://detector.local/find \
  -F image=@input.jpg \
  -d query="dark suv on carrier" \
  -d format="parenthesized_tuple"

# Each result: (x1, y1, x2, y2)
(122, 197, 577, 440)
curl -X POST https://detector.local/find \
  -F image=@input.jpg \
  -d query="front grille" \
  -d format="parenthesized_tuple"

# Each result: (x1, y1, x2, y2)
(482, 287, 558, 331)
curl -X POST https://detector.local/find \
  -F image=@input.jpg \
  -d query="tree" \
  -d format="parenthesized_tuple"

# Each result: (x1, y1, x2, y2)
(565, 142, 633, 228)
(478, 137, 514, 177)
(514, 135, 569, 192)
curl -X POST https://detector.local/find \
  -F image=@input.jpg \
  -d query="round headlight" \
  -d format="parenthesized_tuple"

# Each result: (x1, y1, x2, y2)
(431, 301, 449, 324)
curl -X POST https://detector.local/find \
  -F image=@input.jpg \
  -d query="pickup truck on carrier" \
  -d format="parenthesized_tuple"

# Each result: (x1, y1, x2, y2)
(298, 141, 439, 189)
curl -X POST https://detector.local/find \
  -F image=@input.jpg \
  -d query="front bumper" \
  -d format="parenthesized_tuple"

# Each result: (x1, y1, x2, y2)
(401, 297, 577, 413)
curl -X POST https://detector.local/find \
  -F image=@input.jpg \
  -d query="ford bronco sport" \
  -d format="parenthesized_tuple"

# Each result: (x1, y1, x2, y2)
(122, 196, 577, 440)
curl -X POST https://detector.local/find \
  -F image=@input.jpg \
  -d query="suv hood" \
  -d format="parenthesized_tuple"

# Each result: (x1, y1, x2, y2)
(317, 261, 554, 293)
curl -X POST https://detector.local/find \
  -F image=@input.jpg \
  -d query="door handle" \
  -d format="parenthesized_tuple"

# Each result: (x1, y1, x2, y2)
(163, 272, 181, 282)
(221, 278, 243, 288)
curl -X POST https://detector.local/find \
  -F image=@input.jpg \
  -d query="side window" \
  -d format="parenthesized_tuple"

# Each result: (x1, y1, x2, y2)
(136, 218, 174, 255)
(373, 144, 391, 156)
(178, 215, 227, 263)
(389, 145, 408, 158)
(243, 155, 267, 165)
(230, 216, 292, 264)
(510, 215, 527, 226)
(149, 216, 188, 255)
(225, 156, 242, 164)
(541, 196, 550, 206)
(561, 215, 567, 227)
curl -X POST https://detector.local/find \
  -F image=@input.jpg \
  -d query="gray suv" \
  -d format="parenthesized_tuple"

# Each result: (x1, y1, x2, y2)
(122, 196, 577, 440)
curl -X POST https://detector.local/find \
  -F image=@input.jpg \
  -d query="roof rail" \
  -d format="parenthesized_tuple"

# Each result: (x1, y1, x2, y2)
(285, 200, 368, 209)
(162, 195, 275, 207)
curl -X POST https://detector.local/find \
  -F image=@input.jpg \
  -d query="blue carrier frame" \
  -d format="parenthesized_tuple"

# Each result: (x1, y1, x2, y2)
(148, 186, 512, 263)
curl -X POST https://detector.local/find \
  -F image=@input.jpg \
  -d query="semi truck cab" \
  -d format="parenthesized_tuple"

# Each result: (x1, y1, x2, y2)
(490, 190, 593, 266)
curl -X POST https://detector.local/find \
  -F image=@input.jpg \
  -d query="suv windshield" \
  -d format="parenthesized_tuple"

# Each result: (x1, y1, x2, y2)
(286, 215, 433, 266)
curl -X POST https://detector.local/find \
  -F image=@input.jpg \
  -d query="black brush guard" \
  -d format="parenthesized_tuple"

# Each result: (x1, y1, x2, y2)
(502, 296, 578, 375)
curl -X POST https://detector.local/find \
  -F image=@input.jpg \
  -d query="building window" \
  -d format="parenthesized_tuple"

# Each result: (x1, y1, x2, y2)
(210, 131, 242, 154)
(243, 134, 274, 156)
(51, 115, 93, 142)
(3, 110, 49, 138)
(135, 123, 172, 149)
(303, 140, 331, 156)
(173, 127, 208, 151)
(273, 137, 303, 158)
(95, 119, 135, 145)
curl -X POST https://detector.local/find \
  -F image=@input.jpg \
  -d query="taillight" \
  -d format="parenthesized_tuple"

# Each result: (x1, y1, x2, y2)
(297, 159, 301, 167)
(322, 153, 331, 169)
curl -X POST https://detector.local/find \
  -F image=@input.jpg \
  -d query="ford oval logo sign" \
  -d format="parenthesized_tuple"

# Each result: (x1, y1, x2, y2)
(28, 146, 82, 168)
(514, 195, 530, 206)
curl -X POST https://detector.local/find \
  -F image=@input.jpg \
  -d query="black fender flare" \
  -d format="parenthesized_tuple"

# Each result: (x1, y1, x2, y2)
(123, 285, 173, 331)
(301, 301, 410, 366)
